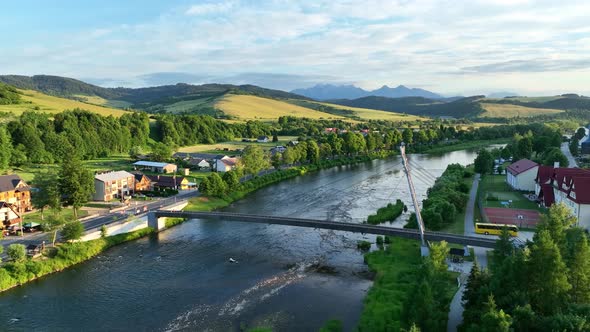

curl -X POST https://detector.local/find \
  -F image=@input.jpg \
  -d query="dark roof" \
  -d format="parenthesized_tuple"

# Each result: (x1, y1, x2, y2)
(507, 159, 538, 176)
(450, 248, 465, 256)
(0, 174, 29, 193)
(132, 172, 150, 182)
(539, 184, 555, 207)
(257, 135, 269, 140)
(146, 175, 185, 188)
(569, 177, 590, 204)
(535, 165, 554, 184)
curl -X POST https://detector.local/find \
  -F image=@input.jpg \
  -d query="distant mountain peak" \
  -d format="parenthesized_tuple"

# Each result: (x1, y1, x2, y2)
(291, 83, 443, 100)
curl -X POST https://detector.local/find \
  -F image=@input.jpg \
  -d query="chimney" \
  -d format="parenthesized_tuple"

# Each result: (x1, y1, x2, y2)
(554, 162, 560, 168)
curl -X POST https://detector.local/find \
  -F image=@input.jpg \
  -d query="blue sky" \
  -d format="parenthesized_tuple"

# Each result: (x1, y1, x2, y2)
(2, 0, 590, 95)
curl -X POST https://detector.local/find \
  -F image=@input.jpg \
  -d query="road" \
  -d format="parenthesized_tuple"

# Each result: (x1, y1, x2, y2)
(448, 173, 488, 332)
(0, 190, 199, 253)
(561, 142, 578, 168)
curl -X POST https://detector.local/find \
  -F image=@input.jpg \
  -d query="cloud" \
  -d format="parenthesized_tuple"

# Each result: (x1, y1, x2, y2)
(2, 0, 590, 95)
(462, 59, 590, 73)
(185, 2, 234, 16)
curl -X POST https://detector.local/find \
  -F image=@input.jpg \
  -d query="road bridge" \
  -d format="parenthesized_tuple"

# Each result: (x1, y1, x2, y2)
(149, 210, 497, 248)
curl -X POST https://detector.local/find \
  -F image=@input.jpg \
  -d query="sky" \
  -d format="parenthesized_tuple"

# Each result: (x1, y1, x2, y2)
(2, 0, 590, 96)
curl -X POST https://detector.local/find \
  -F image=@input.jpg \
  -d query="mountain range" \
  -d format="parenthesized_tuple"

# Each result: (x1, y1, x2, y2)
(291, 84, 444, 100)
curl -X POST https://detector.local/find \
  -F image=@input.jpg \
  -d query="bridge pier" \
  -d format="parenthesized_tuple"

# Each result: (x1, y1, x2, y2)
(147, 212, 167, 232)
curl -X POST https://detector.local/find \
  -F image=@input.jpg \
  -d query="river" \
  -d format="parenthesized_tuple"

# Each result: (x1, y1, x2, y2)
(0, 149, 483, 331)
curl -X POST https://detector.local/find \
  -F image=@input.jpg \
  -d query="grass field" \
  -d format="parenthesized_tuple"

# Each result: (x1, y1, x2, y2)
(314, 101, 425, 121)
(176, 136, 299, 153)
(479, 103, 563, 118)
(487, 96, 563, 103)
(73, 95, 132, 109)
(215, 94, 347, 121)
(0, 90, 130, 118)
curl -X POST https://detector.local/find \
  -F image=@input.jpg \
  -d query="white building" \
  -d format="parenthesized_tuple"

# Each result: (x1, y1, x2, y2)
(506, 159, 538, 191)
(215, 157, 239, 172)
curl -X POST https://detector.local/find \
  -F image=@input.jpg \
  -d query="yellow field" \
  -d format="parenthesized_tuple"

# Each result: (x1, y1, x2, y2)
(215, 94, 347, 121)
(315, 101, 426, 121)
(480, 103, 563, 118)
(0, 90, 130, 117)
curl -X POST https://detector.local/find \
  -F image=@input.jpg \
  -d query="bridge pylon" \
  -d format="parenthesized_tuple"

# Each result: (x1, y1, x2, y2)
(399, 142, 430, 256)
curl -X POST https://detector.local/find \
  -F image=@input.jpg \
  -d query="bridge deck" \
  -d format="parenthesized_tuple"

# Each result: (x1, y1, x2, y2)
(153, 210, 497, 248)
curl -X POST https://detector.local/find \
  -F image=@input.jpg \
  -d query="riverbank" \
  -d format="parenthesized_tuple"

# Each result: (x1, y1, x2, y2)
(0, 228, 153, 292)
(414, 138, 509, 154)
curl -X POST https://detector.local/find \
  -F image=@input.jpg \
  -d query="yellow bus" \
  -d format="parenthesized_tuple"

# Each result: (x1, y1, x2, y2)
(475, 223, 518, 236)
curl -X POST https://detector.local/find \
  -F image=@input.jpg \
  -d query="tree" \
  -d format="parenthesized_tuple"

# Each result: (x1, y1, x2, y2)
(205, 173, 227, 197)
(569, 138, 579, 156)
(515, 137, 533, 160)
(282, 148, 295, 165)
(7, 243, 26, 262)
(306, 140, 320, 163)
(479, 295, 512, 332)
(222, 171, 240, 190)
(542, 147, 568, 167)
(575, 127, 586, 140)
(566, 233, 590, 303)
(150, 142, 172, 162)
(537, 202, 577, 251)
(31, 170, 61, 220)
(402, 128, 413, 144)
(0, 245, 3, 262)
(474, 149, 493, 175)
(241, 145, 269, 175)
(43, 213, 68, 246)
(0, 125, 12, 171)
(58, 154, 95, 217)
(61, 220, 84, 242)
(429, 240, 449, 274)
(272, 133, 278, 142)
(527, 230, 571, 314)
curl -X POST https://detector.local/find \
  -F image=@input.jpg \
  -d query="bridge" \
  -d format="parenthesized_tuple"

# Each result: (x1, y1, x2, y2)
(148, 210, 498, 248)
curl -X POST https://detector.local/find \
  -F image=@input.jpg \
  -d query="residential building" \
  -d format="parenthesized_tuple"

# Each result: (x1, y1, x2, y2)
(0, 202, 21, 230)
(215, 157, 239, 172)
(506, 159, 538, 191)
(187, 158, 211, 170)
(257, 135, 269, 143)
(132, 172, 153, 192)
(146, 175, 190, 190)
(94, 171, 135, 201)
(582, 141, 590, 154)
(535, 166, 590, 228)
(270, 146, 286, 155)
(133, 161, 178, 174)
(0, 174, 31, 213)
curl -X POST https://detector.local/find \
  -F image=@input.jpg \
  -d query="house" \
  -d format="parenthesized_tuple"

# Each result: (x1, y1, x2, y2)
(94, 171, 135, 201)
(535, 166, 590, 227)
(0, 202, 21, 231)
(187, 158, 211, 170)
(287, 141, 299, 147)
(132, 172, 153, 192)
(257, 135, 270, 143)
(0, 174, 31, 214)
(146, 175, 190, 190)
(133, 161, 178, 174)
(582, 141, 590, 155)
(506, 159, 539, 191)
(215, 157, 239, 172)
(270, 146, 287, 155)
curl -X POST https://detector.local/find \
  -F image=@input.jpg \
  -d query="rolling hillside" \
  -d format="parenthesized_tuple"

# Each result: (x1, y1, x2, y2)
(479, 103, 563, 118)
(0, 89, 130, 117)
(214, 94, 347, 121)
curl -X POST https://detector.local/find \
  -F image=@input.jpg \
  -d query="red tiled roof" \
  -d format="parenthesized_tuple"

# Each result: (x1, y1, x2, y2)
(539, 184, 555, 207)
(552, 168, 590, 189)
(568, 176, 590, 204)
(535, 165, 554, 184)
(507, 159, 538, 175)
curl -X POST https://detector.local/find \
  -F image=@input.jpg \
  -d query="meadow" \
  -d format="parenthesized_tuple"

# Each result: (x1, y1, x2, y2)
(479, 102, 563, 118)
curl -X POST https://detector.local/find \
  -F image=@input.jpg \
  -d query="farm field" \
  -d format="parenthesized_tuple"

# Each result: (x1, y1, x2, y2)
(73, 95, 132, 109)
(0, 90, 130, 117)
(479, 102, 563, 118)
(215, 94, 347, 121)
(315, 101, 425, 121)
(176, 136, 299, 153)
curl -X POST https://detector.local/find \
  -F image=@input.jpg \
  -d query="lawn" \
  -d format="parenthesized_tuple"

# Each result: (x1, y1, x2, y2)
(478, 175, 543, 211)
(23, 207, 89, 224)
(184, 196, 230, 211)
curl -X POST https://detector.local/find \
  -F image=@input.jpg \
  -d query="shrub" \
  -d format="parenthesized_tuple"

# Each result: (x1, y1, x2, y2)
(376, 236, 384, 245)
(7, 244, 26, 262)
(367, 199, 405, 225)
(357, 240, 372, 251)
(61, 220, 84, 241)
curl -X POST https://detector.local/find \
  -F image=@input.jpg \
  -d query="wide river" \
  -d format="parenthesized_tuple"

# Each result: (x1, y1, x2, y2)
(0, 149, 484, 331)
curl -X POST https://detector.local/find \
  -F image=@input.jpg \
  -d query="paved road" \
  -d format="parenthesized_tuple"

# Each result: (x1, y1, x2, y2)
(561, 142, 578, 168)
(448, 173, 488, 332)
(0, 190, 199, 258)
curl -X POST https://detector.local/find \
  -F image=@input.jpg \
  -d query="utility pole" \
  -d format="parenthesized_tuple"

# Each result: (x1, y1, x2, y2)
(399, 142, 429, 256)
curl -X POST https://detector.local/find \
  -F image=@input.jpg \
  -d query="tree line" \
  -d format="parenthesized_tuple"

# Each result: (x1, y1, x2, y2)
(460, 203, 590, 331)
